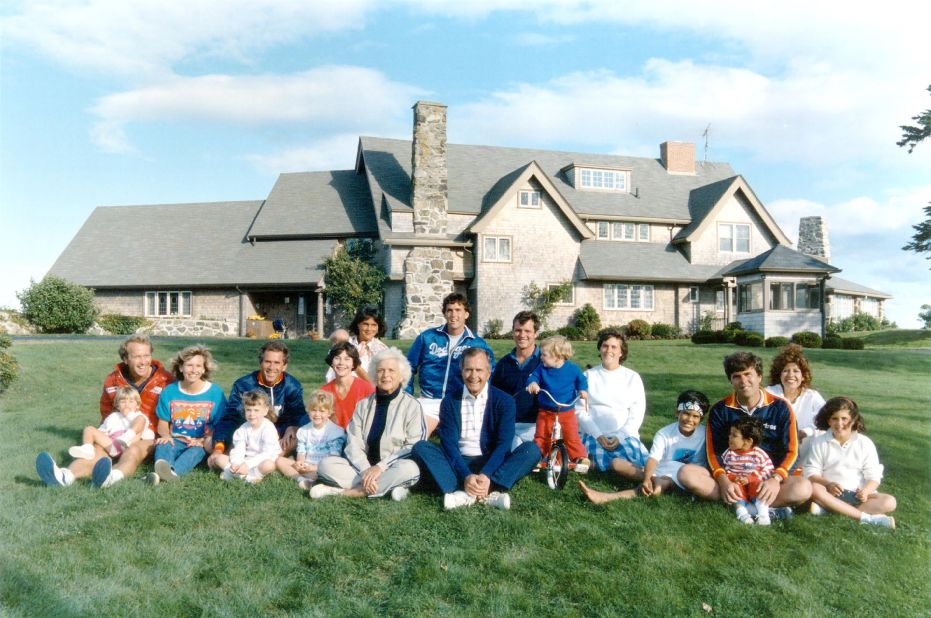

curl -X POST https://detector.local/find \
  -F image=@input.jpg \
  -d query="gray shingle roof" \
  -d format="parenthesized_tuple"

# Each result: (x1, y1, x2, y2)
(672, 176, 738, 241)
(248, 170, 377, 238)
(359, 136, 736, 222)
(48, 202, 334, 287)
(720, 245, 841, 277)
(579, 241, 725, 283)
(825, 276, 892, 298)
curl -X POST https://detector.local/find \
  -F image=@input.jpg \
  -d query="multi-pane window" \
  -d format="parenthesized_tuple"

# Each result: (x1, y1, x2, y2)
(145, 291, 191, 317)
(638, 223, 649, 241)
(719, 223, 750, 253)
(579, 168, 628, 191)
(604, 284, 654, 310)
(715, 290, 726, 312)
(594, 221, 649, 242)
(737, 281, 763, 312)
(519, 190, 541, 208)
(688, 287, 699, 303)
(597, 221, 609, 239)
(483, 236, 511, 262)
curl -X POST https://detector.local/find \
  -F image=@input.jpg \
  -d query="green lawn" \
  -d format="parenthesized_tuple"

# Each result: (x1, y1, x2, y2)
(1, 337, 929, 617)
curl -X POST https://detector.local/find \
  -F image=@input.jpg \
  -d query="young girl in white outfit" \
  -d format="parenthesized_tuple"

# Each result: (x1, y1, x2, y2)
(214, 390, 282, 484)
(68, 387, 151, 460)
(277, 390, 346, 490)
(804, 396, 897, 529)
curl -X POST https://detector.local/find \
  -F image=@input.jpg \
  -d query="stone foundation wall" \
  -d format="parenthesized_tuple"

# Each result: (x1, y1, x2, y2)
(146, 318, 238, 337)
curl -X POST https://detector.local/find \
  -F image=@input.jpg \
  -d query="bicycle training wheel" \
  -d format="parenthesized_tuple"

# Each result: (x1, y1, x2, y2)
(546, 442, 569, 490)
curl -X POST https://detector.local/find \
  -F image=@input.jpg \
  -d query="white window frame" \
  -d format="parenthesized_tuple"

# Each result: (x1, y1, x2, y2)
(604, 283, 654, 311)
(518, 190, 541, 209)
(715, 290, 726, 312)
(597, 221, 609, 239)
(548, 283, 575, 306)
(718, 223, 751, 254)
(638, 223, 650, 241)
(482, 235, 512, 263)
(578, 167, 629, 192)
(145, 291, 192, 317)
(688, 286, 699, 303)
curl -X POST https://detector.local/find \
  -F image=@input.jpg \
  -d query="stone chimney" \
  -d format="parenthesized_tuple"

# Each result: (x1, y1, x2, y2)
(660, 141, 695, 174)
(411, 101, 448, 236)
(798, 216, 831, 262)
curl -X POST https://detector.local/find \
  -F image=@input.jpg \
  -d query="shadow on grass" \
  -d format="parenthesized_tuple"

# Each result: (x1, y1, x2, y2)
(0, 558, 79, 615)
(13, 475, 46, 488)
(36, 425, 80, 441)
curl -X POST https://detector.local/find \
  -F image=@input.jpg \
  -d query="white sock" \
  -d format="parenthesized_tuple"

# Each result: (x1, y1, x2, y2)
(755, 501, 770, 519)
(110, 470, 124, 484)
(859, 512, 872, 523)
(61, 468, 76, 486)
(108, 444, 121, 457)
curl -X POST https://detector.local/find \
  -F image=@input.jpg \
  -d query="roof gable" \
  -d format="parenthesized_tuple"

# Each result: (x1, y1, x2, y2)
(673, 176, 791, 246)
(468, 161, 593, 239)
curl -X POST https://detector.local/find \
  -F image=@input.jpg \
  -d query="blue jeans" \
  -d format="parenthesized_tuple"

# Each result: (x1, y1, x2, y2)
(412, 440, 540, 494)
(154, 440, 206, 476)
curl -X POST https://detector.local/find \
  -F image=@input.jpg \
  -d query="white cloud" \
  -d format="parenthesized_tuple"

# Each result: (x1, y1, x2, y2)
(1, 0, 373, 77)
(244, 134, 372, 175)
(89, 66, 425, 153)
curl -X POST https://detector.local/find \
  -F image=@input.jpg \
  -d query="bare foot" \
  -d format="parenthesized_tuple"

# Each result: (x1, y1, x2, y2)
(579, 481, 636, 504)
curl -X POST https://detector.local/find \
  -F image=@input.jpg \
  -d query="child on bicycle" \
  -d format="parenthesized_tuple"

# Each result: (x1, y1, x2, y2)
(526, 335, 590, 473)
(721, 416, 774, 525)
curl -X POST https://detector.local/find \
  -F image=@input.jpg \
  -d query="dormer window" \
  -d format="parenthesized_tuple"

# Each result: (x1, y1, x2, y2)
(593, 221, 650, 242)
(564, 164, 631, 192)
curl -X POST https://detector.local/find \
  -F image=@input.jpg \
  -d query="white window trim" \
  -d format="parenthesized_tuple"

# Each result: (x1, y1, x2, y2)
(548, 283, 575, 306)
(482, 235, 512, 263)
(603, 283, 654, 311)
(688, 286, 699, 303)
(145, 291, 192, 318)
(518, 190, 541, 209)
(593, 220, 649, 242)
(718, 222, 751, 254)
(577, 167, 630, 193)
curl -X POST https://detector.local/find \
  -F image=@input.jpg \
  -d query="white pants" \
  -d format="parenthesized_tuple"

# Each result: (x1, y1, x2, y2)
(316, 456, 420, 498)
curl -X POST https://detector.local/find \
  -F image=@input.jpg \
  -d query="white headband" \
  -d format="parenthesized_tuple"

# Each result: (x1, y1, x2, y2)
(677, 401, 704, 416)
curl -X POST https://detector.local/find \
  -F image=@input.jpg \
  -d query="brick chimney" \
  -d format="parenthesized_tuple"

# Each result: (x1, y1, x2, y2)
(798, 216, 831, 262)
(411, 101, 448, 236)
(660, 141, 695, 174)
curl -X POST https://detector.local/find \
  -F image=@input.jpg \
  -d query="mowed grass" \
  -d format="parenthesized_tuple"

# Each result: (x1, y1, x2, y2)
(1, 337, 929, 617)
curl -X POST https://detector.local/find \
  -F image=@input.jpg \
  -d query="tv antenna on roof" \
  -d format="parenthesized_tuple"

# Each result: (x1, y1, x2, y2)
(702, 123, 711, 163)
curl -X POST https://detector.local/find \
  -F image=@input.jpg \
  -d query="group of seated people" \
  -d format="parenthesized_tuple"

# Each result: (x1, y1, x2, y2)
(34, 295, 897, 528)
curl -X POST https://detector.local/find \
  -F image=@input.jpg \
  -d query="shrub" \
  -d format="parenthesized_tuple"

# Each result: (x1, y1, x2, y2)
(842, 337, 866, 350)
(323, 241, 385, 324)
(556, 325, 585, 340)
(627, 319, 652, 339)
(98, 314, 149, 335)
(0, 350, 17, 392)
(572, 304, 601, 340)
(724, 321, 743, 333)
(17, 276, 98, 333)
(822, 335, 844, 349)
(735, 331, 764, 347)
(483, 319, 503, 339)
(791, 331, 823, 348)
(0, 333, 11, 350)
(691, 330, 718, 344)
(651, 323, 681, 339)
(765, 336, 790, 348)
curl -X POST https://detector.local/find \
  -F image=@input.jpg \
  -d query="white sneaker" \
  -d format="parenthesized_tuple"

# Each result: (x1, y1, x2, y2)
(864, 515, 896, 529)
(573, 458, 591, 475)
(309, 484, 343, 499)
(756, 514, 771, 526)
(736, 507, 753, 525)
(36, 452, 73, 487)
(154, 459, 178, 482)
(390, 486, 410, 502)
(101, 469, 124, 488)
(145, 472, 160, 485)
(809, 502, 825, 516)
(245, 468, 264, 484)
(116, 429, 136, 450)
(443, 490, 476, 510)
(68, 444, 95, 460)
(220, 467, 236, 481)
(485, 491, 511, 511)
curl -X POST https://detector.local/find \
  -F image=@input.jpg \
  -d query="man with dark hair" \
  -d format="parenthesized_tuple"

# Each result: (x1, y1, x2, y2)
(208, 341, 305, 464)
(678, 351, 811, 514)
(412, 347, 539, 510)
(490, 310, 542, 448)
(406, 292, 494, 436)
(36, 334, 174, 488)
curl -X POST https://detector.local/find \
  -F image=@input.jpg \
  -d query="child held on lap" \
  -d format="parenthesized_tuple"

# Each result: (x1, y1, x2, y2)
(214, 390, 283, 484)
(721, 417, 774, 525)
(277, 390, 346, 490)
(804, 396, 896, 529)
(69, 387, 151, 461)
(580, 390, 709, 504)
(526, 336, 590, 471)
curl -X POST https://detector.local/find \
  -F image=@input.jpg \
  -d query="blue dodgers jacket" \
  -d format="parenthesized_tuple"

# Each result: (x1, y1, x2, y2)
(213, 370, 305, 449)
(405, 325, 495, 400)
(490, 346, 541, 424)
(437, 385, 516, 482)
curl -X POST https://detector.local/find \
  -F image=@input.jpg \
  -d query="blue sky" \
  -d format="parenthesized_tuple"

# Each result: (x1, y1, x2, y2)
(1, 0, 929, 326)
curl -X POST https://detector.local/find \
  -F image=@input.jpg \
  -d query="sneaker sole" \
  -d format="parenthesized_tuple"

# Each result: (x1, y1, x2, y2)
(154, 460, 177, 482)
(92, 458, 112, 488)
(35, 452, 62, 487)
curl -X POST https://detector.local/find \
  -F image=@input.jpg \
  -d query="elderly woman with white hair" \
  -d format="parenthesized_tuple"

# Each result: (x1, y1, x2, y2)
(311, 347, 425, 501)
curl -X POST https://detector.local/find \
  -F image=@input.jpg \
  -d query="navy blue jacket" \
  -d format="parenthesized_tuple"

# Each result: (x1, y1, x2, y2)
(490, 346, 541, 424)
(437, 384, 516, 482)
(213, 371, 305, 448)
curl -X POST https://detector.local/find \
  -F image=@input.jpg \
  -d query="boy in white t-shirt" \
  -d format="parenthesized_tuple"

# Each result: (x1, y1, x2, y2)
(277, 390, 346, 490)
(580, 390, 709, 504)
